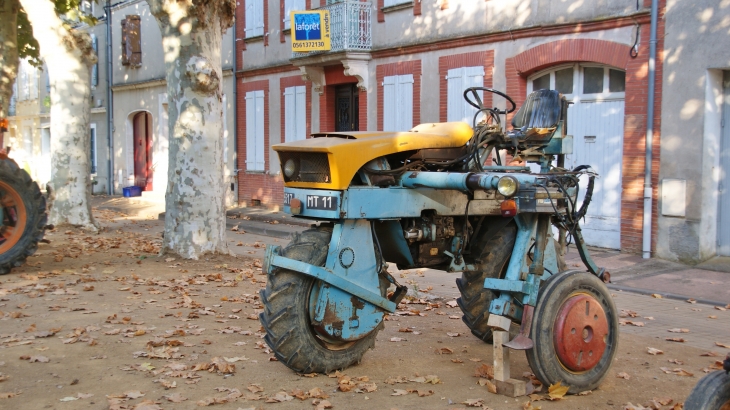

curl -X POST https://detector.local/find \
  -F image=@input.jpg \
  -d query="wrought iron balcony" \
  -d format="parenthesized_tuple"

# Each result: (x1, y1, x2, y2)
(292, 1, 372, 59)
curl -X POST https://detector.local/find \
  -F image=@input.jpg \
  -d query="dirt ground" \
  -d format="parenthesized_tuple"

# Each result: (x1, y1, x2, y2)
(0, 208, 717, 409)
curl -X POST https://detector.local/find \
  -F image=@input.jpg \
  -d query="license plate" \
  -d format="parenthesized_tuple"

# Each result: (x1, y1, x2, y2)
(284, 192, 295, 206)
(306, 195, 338, 211)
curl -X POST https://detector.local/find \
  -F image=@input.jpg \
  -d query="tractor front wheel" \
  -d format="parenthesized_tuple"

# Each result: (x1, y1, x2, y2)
(259, 227, 382, 373)
(526, 270, 618, 394)
(0, 159, 47, 275)
(685, 370, 730, 409)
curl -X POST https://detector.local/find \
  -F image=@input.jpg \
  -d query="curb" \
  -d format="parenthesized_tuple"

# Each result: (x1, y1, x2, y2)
(225, 209, 314, 228)
(607, 283, 728, 307)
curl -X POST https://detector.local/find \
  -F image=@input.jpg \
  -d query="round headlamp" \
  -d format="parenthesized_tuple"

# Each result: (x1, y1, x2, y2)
(497, 176, 519, 197)
(283, 159, 299, 179)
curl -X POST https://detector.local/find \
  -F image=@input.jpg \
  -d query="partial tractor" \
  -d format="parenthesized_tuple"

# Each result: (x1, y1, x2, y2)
(259, 87, 618, 393)
(0, 143, 47, 275)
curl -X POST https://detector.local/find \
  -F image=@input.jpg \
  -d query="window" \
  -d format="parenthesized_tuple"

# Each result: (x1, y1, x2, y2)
(80, 0, 94, 15)
(284, 86, 306, 142)
(90, 34, 98, 87)
(90, 123, 97, 175)
(245, 0, 264, 38)
(17, 59, 37, 101)
(384, 0, 411, 7)
(528, 64, 625, 99)
(446, 66, 484, 125)
(121, 15, 142, 67)
(283, 0, 305, 31)
(9, 82, 17, 116)
(245, 90, 265, 171)
(383, 74, 413, 131)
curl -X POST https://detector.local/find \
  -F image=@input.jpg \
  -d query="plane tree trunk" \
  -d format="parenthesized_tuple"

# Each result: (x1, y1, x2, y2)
(0, 0, 19, 124)
(146, 0, 235, 259)
(18, 0, 98, 231)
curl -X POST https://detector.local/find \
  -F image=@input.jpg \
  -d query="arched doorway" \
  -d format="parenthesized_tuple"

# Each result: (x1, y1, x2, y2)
(528, 64, 626, 249)
(131, 111, 153, 191)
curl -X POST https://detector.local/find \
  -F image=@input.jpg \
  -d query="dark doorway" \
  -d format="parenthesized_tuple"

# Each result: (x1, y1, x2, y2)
(132, 111, 153, 191)
(335, 84, 359, 132)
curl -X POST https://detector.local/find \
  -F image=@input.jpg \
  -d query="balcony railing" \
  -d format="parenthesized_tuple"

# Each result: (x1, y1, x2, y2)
(292, 1, 372, 58)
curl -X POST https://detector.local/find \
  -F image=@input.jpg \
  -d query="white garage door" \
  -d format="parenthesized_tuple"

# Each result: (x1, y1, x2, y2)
(529, 65, 626, 249)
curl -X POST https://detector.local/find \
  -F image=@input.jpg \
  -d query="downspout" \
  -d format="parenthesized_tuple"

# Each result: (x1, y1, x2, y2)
(642, 0, 659, 259)
(232, 18, 239, 198)
(105, 0, 114, 195)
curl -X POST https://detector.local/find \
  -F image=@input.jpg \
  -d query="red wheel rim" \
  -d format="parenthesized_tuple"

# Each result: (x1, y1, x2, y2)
(553, 293, 609, 372)
(0, 181, 27, 254)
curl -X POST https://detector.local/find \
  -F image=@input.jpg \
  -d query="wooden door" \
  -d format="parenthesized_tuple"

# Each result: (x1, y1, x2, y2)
(719, 73, 730, 256)
(132, 112, 152, 190)
(335, 84, 359, 132)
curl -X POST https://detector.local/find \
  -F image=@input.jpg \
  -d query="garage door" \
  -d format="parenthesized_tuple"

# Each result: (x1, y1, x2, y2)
(529, 65, 626, 249)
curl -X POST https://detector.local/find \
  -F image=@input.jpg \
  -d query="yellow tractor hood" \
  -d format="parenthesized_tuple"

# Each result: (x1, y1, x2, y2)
(273, 122, 474, 190)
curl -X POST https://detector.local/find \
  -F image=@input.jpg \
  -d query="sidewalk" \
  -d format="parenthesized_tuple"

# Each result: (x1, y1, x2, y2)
(93, 195, 730, 306)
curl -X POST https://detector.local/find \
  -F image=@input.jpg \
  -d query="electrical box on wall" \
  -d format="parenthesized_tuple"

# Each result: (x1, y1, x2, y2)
(661, 179, 686, 217)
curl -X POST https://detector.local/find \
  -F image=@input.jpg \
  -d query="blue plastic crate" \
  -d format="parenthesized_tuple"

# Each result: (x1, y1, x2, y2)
(123, 186, 142, 197)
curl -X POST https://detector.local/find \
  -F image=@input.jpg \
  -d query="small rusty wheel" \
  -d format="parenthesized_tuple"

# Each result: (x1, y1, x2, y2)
(553, 293, 609, 372)
(0, 180, 28, 255)
(526, 271, 618, 394)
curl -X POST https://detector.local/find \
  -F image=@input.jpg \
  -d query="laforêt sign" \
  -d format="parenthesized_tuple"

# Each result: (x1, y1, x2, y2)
(291, 10, 331, 52)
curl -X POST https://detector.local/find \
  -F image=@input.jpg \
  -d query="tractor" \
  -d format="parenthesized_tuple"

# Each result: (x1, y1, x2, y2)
(0, 119, 48, 275)
(259, 87, 618, 393)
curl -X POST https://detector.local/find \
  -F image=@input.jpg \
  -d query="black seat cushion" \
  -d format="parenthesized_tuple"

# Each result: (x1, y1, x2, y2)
(511, 89, 562, 130)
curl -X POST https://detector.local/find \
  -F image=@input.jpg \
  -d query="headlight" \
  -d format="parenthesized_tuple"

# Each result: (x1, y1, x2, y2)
(497, 176, 519, 197)
(283, 159, 299, 179)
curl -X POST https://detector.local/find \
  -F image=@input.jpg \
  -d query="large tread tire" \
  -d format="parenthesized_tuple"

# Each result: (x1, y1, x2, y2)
(259, 227, 382, 374)
(684, 370, 730, 410)
(456, 223, 517, 343)
(0, 158, 47, 275)
(526, 270, 619, 394)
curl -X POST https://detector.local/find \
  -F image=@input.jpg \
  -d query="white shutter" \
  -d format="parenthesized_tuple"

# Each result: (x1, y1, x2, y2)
(295, 86, 306, 140)
(397, 74, 413, 131)
(29, 64, 38, 100)
(254, 0, 264, 37)
(245, 91, 265, 171)
(222, 95, 228, 164)
(383, 76, 396, 131)
(254, 90, 265, 170)
(19, 61, 28, 101)
(447, 68, 464, 122)
(463, 66, 484, 124)
(384, 0, 409, 6)
(244, 0, 255, 38)
(284, 87, 295, 142)
(284, 0, 305, 30)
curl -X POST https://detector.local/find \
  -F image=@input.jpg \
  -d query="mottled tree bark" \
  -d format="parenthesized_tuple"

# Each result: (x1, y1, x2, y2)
(19, 0, 98, 231)
(0, 0, 19, 122)
(146, 0, 235, 259)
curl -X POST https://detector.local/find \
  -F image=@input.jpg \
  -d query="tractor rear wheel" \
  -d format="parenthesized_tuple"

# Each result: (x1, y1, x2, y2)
(456, 223, 517, 343)
(685, 370, 730, 409)
(526, 270, 618, 394)
(259, 227, 382, 374)
(0, 158, 47, 275)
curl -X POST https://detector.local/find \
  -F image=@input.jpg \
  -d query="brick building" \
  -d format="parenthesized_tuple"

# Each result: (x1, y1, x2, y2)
(234, 0, 730, 261)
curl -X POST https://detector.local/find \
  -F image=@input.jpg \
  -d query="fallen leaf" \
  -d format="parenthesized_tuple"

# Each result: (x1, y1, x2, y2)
(390, 337, 406, 342)
(163, 392, 187, 403)
(666, 337, 686, 343)
(28, 356, 49, 363)
(668, 328, 690, 333)
(548, 382, 569, 400)
(715, 342, 730, 349)
(125, 391, 145, 399)
(651, 294, 663, 298)
(647, 347, 664, 355)
(462, 398, 485, 407)
(616, 372, 631, 379)
(391, 389, 409, 396)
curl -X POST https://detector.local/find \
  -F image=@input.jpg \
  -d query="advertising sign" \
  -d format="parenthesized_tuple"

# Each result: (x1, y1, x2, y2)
(291, 10, 331, 52)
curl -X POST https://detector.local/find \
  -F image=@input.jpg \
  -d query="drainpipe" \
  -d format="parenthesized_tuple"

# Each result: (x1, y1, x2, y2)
(105, 0, 114, 195)
(642, 0, 659, 259)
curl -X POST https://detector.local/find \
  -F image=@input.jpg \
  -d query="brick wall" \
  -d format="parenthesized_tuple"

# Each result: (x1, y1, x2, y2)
(319, 66, 361, 133)
(438, 51, 495, 122)
(504, 29, 666, 254)
(376, 60, 422, 131)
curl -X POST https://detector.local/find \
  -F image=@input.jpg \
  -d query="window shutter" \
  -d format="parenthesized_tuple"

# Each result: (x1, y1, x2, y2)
(29, 64, 38, 100)
(284, 87, 295, 142)
(284, 0, 305, 30)
(464, 66, 484, 124)
(245, 92, 257, 170)
(295, 86, 306, 141)
(447, 68, 464, 122)
(91, 34, 98, 86)
(254, 91, 265, 170)
(383, 76, 396, 131)
(9, 82, 17, 116)
(397, 74, 413, 131)
(19, 61, 28, 101)
(122, 16, 141, 67)
(90, 126, 97, 174)
(244, 0, 255, 38)
(254, 0, 264, 37)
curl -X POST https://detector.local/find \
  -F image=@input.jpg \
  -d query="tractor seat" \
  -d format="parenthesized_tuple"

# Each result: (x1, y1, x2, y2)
(507, 89, 563, 144)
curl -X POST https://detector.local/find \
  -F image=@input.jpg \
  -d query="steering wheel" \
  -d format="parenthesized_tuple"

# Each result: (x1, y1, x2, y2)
(463, 87, 516, 115)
